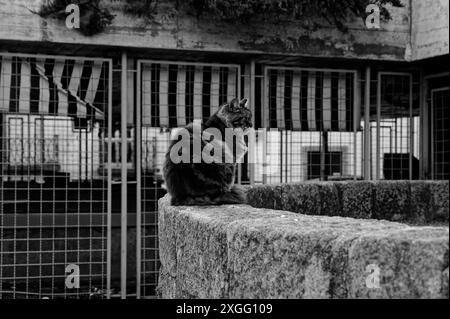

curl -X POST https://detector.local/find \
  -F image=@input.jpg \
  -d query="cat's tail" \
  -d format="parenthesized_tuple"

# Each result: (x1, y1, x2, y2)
(171, 186, 246, 206)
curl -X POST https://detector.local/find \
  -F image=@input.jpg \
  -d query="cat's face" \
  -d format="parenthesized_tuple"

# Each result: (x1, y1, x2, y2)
(217, 98, 253, 130)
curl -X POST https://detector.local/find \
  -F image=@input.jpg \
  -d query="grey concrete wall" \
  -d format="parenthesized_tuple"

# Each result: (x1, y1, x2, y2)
(246, 181, 449, 225)
(0, 0, 412, 61)
(158, 194, 449, 298)
(411, 0, 449, 60)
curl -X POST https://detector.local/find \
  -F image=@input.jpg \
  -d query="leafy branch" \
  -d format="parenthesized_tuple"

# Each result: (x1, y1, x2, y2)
(38, 0, 404, 35)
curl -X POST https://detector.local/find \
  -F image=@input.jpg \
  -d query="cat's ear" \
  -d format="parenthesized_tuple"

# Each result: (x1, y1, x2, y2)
(229, 98, 239, 109)
(239, 98, 248, 108)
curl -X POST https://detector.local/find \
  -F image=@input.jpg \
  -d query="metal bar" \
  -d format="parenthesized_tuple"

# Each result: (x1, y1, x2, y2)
(236, 66, 242, 184)
(1, 213, 139, 228)
(431, 90, 434, 179)
(419, 71, 426, 179)
(279, 131, 283, 183)
(120, 52, 128, 299)
(136, 61, 142, 299)
(106, 59, 113, 300)
(423, 72, 449, 80)
(409, 75, 413, 180)
(320, 131, 327, 181)
(285, 130, 289, 183)
(0, 52, 111, 62)
(376, 72, 381, 180)
(354, 70, 361, 180)
(266, 66, 358, 74)
(262, 129, 267, 184)
(264, 67, 269, 128)
(249, 60, 256, 185)
(134, 59, 240, 70)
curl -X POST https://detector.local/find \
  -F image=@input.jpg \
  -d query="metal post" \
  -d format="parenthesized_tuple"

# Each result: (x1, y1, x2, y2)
(262, 67, 269, 184)
(136, 61, 142, 299)
(354, 71, 361, 180)
(237, 66, 242, 184)
(364, 66, 371, 180)
(376, 72, 381, 180)
(320, 131, 328, 181)
(120, 52, 128, 299)
(409, 75, 413, 180)
(106, 59, 113, 299)
(262, 129, 267, 184)
(419, 71, 426, 179)
(279, 130, 283, 183)
(430, 90, 435, 179)
(249, 60, 256, 185)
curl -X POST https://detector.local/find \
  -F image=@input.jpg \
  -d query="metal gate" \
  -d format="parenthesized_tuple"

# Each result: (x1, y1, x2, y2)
(0, 53, 113, 299)
(135, 60, 241, 298)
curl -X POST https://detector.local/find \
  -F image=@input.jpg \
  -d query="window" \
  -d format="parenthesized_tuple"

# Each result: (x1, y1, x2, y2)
(307, 151, 342, 180)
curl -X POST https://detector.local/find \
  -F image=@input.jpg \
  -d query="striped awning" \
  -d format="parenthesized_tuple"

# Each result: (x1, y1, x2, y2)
(141, 63, 239, 127)
(267, 68, 358, 131)
(0, 55, 107, 119)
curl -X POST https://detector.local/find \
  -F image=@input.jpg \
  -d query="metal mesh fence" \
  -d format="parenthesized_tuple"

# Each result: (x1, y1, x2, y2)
(431, 88, 449, 180)
(0, 53, 111, 299)
(136, 60, 241, 297)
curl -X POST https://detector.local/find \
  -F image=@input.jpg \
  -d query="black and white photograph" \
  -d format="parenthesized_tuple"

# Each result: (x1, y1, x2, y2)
(0, 0, 448, 307)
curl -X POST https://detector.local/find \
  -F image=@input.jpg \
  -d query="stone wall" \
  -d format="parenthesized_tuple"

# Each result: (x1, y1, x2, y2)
(246, 181, 449, 225)
(157, 194, 449, 298)
(411, 0, 449, 60)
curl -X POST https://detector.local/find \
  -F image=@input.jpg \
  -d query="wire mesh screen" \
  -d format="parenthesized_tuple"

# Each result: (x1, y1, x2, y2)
(0, 54, 111, 299)
(431, 88, 449, 180)
(370, 72, 420, 180)
(137, 60, 240, 297)
(257, 67, 362, 183)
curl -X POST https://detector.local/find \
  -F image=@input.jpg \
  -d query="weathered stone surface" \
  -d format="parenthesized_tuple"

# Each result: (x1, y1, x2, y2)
(281, 183, 321, 216)
(158, 195, 449, 299)
(336, 181, 374, 219)
(410, 181, 433, 224)
(316, 182, 342, 216)
(372, 181, 411, 221)
(443, 268, 449, 298)
(246, 181, 449, 225)
(429, 180, 449, 222)
(246, 184, 284, 210)
(411, 0, 449, 60)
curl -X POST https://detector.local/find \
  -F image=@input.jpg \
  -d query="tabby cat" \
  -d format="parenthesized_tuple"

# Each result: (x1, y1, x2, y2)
(163, 98, 252, 206)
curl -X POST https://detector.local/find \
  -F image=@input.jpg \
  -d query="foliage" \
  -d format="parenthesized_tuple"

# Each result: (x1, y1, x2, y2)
(38, 0, 404, 35)
(187, 0, 404, 31)
(123, 0, 159, 21)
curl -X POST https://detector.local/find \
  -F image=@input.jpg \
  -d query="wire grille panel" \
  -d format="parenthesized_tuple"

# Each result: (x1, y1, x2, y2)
(0, 53, 111, 299)
(259, 67, 362, 183)
(137, 60, 241, 297)
(371, 72, 420, 180)
(431, 88, 449, 180)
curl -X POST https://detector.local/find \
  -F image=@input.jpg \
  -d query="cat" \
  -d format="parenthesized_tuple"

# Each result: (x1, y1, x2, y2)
(163, 98, 252, 206)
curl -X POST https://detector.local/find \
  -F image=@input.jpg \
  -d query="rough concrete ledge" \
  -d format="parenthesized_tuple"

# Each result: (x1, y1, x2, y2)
(246, 181, 449, 225)
(157, 195, 449, 299)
